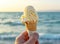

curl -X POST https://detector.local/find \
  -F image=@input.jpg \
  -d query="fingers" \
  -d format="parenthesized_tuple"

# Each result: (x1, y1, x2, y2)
(35, 40, 39, 44)
(15, 31, 39, 44)
(24, 32, 39, 44)
(15, 31, 28, 44)
(32, 32, 39, 40)
(16, 31, 28, 40)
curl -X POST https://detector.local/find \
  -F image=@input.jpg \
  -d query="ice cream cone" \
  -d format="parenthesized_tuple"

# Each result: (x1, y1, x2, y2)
(20, 6, 38, 36)
(25, 21, 37, 31)
(25, 21, 37, 36)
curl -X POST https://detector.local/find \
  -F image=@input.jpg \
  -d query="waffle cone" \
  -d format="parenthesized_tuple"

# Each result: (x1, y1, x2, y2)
(25, 21, 37, 31)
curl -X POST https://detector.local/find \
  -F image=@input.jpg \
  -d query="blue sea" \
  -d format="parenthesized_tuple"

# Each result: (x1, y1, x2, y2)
(0, 12, 60, 44)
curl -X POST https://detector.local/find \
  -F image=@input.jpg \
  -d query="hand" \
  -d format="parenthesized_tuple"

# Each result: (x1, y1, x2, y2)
(15, 31, 39, 44)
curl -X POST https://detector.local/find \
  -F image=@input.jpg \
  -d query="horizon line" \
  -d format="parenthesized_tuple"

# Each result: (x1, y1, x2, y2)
(0, 11, 60, 12)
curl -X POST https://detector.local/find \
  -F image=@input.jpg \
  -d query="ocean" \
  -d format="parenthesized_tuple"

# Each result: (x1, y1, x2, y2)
(0, 12, 60, 44)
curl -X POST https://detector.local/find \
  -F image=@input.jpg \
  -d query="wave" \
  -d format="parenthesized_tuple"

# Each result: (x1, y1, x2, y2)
(0, 21, 60, 26)
(39, 33, 60, 40)
(0, 21, 24, 26)
(0, 19, 24, 26)
(39, 20, 60, 24)
(0, 35, 16, 40)
(3, 22, 23, 26)
(0, 33, 60, 40)
(0, 15, 60, 26)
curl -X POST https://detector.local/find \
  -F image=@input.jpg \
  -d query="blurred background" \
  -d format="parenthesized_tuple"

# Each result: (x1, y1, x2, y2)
(0, 0, 60, 44)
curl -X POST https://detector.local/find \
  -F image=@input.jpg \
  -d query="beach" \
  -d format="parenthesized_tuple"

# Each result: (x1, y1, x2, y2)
(0, 12, 60, 44)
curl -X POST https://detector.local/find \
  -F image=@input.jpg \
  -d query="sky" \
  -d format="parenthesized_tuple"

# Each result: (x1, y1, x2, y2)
(0, 0, 60, 12)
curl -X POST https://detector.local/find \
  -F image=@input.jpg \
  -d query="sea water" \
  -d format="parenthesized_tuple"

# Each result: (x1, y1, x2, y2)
(0, 12, 60, 44)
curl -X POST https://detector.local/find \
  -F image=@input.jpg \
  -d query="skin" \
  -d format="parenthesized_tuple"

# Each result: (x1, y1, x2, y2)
(15, 20, 39, 44)
(15, 31, 39, 44)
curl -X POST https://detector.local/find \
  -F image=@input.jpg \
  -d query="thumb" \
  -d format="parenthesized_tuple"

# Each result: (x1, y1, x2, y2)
(24, 32, 39, 44)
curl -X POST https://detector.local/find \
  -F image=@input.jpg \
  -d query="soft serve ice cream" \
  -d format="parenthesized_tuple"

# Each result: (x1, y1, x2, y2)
(20, 6, 38, 23)
(20, 6, 38, 36)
